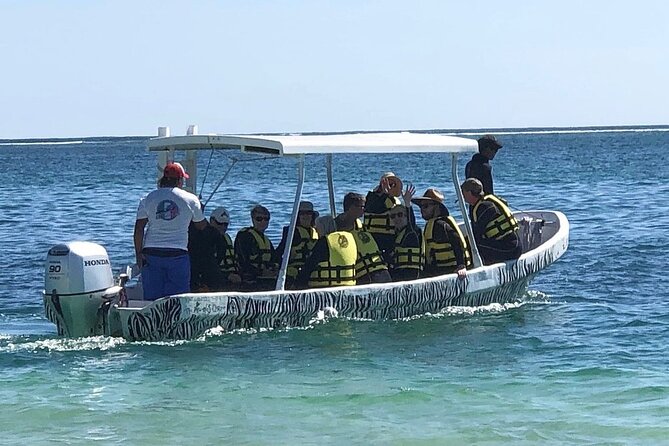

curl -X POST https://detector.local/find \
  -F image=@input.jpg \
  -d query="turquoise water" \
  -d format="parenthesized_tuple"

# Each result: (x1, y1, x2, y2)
(1, 128, 668, 444)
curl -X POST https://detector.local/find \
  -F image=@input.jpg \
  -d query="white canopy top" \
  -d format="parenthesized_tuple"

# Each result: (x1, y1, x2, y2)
(147, 132, 478, 156)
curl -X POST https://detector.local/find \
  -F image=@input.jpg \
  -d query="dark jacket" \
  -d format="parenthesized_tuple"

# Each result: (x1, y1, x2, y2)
(465, 153, 494, 195)
(188, 224, 227, 290)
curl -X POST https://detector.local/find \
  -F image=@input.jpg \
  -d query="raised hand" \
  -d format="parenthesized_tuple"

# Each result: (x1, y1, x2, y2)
(403, 182, 416, 205)
(380, 176, 391, 194)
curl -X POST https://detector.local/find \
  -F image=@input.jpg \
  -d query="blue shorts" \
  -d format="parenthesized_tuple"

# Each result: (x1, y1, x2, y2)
(141, 253, 191, 300)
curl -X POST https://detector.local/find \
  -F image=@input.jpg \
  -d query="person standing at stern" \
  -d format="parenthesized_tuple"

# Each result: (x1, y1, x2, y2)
(134, 162, 206, 300)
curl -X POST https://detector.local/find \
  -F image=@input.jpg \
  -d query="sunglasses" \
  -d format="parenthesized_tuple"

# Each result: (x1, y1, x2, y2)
(254, 216, 270, 222)
(418, 202, 435, 209)
(214, 220, 229, 226)
(389, 212, 405, 219)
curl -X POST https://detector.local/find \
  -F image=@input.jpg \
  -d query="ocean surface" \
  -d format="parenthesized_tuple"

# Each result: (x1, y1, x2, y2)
(1, 127, 668, 444)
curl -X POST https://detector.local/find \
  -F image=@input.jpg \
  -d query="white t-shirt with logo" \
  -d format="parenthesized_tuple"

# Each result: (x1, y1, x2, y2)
(136, 187, 205, 251)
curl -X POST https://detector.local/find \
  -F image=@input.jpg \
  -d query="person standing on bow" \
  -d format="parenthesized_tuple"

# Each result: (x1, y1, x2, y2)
(460, 178, 521, 265)
(363, 172, 403, 261)
(134, 161, 206, 300)
(465, 135, 503, 195)
(412, 188, 469, 279)
(388, 183, 424, 281)
(209, 206, 242, 290)
(276, 201, 320, 289)
(234, 204, 278, 291)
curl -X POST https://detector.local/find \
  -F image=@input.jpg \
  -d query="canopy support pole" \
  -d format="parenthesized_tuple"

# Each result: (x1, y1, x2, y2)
(326, 154, 337, 217)
(452, 153, 483, 268)
(276, 155, 305, 291)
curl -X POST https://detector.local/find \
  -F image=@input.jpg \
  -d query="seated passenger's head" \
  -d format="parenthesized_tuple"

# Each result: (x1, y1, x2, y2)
(315, 215, 337, 237)
(411, 188, 448, 220)
(251, 205, 271, 232)
(461, 178, 484, 205)
(389, 205, 408, 230)
(343, 192, 365, 218)
(210, 207, 230, 234)
(298, 201, 319, 227)
(379, 172, 403, 197)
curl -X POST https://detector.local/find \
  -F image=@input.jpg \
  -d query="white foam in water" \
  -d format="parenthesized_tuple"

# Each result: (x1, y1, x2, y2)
(2, 335, 127, 353)
(441, 301, 524, 315)
(0, 140, 84, 146)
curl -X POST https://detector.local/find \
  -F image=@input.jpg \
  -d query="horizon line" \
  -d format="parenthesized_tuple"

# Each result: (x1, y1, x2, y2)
(1, 123, 668, 143)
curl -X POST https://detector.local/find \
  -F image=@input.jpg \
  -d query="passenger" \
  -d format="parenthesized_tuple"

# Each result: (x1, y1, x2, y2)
(334, 192, 365, 231)
(296, 215, 357, 289)
(134, 162, 206, 300)
(460, 178, 522, 264)
(335, 192, 391, 284)
(276, 201, 320, 289)
(351, 228, 391, 284)
(465, 135, 503, 195)
(209, 206, 242, 290)
(234, 204, 278, 291)
(363, 172, 403, 260)
(188, 219, 227, 292)
(388, 183, 424, 281)
(412, 188, 469, 279)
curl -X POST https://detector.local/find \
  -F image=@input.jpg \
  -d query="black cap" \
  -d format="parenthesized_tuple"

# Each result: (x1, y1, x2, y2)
(477, 135, 503, 151)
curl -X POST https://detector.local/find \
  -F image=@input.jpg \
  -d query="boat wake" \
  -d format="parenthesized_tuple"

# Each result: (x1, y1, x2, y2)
(0, 335, 127, 353)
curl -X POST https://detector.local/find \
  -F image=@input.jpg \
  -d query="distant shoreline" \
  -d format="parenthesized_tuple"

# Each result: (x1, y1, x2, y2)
(2, 124, 668, 144)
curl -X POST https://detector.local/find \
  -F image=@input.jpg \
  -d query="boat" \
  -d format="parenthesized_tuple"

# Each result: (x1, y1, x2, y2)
(43, 128, 569, 341)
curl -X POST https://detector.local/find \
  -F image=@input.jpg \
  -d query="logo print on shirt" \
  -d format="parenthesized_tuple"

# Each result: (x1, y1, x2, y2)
(156, 200, 180, 220)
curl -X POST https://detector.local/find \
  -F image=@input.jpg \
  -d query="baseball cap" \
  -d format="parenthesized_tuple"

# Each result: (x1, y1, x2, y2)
(210, 207, 230, 224)
(477, 135, 503, 151)
(163, 162, 190, 179)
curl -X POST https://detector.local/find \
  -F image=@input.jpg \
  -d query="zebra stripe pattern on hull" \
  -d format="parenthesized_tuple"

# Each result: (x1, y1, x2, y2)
(122, 228, 568, 341)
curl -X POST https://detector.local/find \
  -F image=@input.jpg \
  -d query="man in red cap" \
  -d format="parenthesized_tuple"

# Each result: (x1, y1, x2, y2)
(134, 161, 206, 300)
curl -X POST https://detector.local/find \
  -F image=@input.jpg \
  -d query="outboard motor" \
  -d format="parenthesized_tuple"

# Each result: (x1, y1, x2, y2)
(43, 242, 119, 337)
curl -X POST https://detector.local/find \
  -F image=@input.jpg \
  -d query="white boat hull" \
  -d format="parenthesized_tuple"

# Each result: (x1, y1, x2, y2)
(45, 211, 568, 341)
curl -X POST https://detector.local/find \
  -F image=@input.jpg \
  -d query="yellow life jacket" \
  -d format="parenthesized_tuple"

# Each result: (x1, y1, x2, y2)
(287, 226, 319, 279)
(424, 216, 472, 270)
(363, 195, 400, 236)
(218, 232, 237, 273)
(351, 229, 388, 279)
(392, 226, 424, 272)
(472, 194, 519, 240)
(239, 227, 274, 276)
(308, 231, 357, 288)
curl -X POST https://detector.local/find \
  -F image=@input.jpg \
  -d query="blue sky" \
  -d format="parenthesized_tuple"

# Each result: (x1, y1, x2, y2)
(1, 1, 667, 138)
